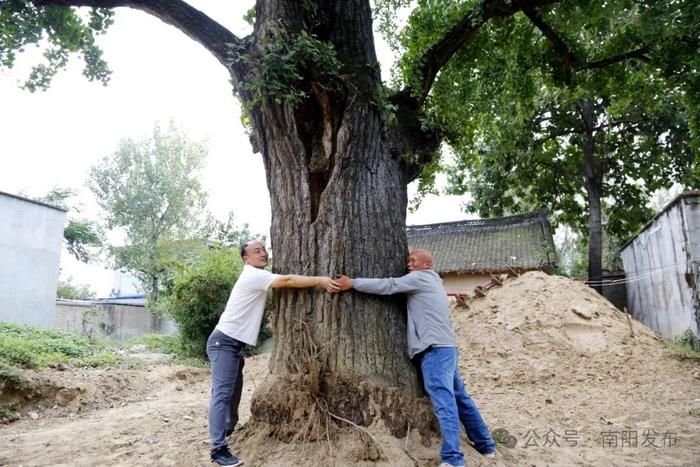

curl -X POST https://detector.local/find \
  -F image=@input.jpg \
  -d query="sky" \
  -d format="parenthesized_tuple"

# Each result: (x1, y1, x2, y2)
(0, 1, 472, 297)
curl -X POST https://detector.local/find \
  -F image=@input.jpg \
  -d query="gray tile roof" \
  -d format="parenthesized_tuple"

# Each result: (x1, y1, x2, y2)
(407, 211, 557, 274)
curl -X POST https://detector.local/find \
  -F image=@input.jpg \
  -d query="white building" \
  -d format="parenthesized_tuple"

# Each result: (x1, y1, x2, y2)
(0, 191, 66, 327)
(620, 190, 700, 340)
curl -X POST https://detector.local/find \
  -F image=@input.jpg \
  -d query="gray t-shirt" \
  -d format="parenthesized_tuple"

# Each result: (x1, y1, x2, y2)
(352, 269, 457, 358)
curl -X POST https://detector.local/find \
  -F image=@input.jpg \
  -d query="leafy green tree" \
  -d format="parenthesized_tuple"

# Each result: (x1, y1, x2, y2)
(88, 122, 207, 304)
(198, 211, 266, 248)
(56, 277, 96, 299)
(399, 0, 699, 289)
(37, 187, 103, 263)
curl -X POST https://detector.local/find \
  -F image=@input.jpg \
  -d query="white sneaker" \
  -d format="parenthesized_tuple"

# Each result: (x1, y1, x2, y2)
(438, 463, 462, 467)
(483, 451, 496, 458)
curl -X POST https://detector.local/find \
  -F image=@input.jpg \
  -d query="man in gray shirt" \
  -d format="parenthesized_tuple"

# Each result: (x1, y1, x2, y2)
(337, 249, 496, 467)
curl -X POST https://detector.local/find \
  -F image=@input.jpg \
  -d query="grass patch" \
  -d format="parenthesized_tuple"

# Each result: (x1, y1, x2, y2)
(0, 323, 94, 369)
(123, 334, 209, 366)
(171, 355, 209, 367)
(0, 324, 209, 375)
(665, 329, 700, 360)
(73, 352, 122, 368)
(0, 323, 120, 370)
(123, 334, 182, 354)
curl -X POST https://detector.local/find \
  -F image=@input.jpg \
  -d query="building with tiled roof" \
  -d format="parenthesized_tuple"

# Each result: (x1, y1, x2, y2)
(407, 210, 557, 292)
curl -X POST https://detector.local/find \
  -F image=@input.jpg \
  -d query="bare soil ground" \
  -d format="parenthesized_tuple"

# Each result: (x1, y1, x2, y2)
(1, 271, 699, 466)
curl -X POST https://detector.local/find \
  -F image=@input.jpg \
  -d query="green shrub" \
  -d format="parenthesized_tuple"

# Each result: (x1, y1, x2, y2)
(676, 329, 699, 350)
(0, 323, 93, 362)
(165, 247, 245, 357)
(665, 329, 700, 360)
(164, 247, 275, 358)
(0, 337, 37, 368)
(0, 323, 204, 371)
(0, 359, 23, 388)
(35, 352, 72, 367)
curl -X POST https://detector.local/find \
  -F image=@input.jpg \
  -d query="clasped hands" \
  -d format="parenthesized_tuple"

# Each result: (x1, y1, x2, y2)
(317, 275, 353, 293)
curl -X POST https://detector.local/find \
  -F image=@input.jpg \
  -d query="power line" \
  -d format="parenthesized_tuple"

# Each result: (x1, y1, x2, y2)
(584, 260, 698, 286)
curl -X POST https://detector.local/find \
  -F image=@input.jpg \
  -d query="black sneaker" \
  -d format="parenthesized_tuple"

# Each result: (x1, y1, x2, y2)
(210, 446, 243, 466)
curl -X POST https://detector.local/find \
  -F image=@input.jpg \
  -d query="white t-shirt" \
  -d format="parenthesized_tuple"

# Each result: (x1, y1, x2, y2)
(216, 264, 279, 346)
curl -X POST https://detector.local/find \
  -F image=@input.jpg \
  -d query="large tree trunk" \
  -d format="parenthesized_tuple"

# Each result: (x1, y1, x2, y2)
(580, 98, 604, 294)
(226, 1, 440, 441)
(245, 0, 421, 396)
(263, 107, 418, 393)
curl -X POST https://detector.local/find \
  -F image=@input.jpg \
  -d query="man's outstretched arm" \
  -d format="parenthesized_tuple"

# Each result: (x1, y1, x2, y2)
(336, 274, 421, 295)
(271, 275, 339, 292)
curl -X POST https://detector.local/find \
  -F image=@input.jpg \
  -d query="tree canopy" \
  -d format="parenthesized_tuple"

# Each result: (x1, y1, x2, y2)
(36, 187, 104, 263)
(88, 121, 208, 303)
(389, 0, 699, 282)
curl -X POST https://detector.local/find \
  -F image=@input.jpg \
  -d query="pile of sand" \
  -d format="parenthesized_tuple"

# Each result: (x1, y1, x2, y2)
(454, 270, 660, 387)
(1, 271, 698, 466)
(451, 271, 699, 467)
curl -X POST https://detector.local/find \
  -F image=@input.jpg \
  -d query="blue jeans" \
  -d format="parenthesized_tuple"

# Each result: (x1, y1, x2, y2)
(207, 329, 246, 451)
(421, 346, 495, 465)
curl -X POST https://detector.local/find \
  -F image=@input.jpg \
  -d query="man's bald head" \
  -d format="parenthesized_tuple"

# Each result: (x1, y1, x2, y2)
(407, 249, 433, 271)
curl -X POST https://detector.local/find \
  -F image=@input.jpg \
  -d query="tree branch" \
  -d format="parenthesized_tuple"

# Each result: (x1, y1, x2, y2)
(544, 158, 586, 190)
(393, 0, 561, 109)
(532, 126, 580, 145)
(581, 46, 650, 70)
(523, 8, 650, 78)
(523, 7, 578, 81)
(32, 0, 242, 70)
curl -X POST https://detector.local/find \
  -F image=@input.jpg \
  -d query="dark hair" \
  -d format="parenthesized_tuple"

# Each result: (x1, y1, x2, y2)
(239, 240, 253, 259)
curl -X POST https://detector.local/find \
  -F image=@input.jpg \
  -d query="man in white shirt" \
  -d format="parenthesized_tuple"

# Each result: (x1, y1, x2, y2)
(208, 240, 339, 466)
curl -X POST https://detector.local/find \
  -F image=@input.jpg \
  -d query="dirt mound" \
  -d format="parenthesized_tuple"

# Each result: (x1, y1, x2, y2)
(452, 270, 661, 388)
(1, 364, 209, 424)
(449, 271, 700, 466)
(460, 270, 658, 350)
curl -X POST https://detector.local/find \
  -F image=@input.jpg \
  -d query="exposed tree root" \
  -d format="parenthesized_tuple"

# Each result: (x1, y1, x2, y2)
(236, 372, 438, 464)
(250, 373, 436, 438)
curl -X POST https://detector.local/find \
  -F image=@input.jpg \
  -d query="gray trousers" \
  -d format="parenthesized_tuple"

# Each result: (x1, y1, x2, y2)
(207, 329, 245, 451)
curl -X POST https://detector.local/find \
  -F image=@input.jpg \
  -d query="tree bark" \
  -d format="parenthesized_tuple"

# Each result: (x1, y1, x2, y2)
(580, 98, 604, 294)
(260, 96, 419, 393)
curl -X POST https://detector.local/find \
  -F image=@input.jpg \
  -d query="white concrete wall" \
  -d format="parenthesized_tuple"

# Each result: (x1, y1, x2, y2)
(54, 300, 178, 341)
(622, 197, 699, 340)
(0, 192, 66, 327)
(680, 196, 700, 338)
